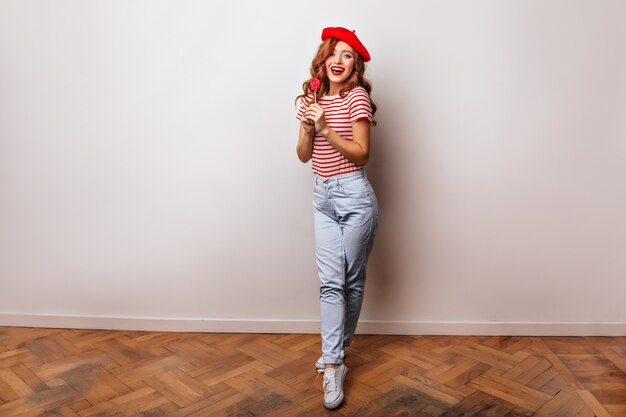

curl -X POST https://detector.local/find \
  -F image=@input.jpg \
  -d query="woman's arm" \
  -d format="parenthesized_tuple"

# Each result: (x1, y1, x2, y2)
(304, 104, 371, 166)
(320, 121, 370, 166)
(296, 120, 315, 163)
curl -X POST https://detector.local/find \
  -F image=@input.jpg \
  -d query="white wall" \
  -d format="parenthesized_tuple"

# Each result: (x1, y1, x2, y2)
(1, 0, 625, 335)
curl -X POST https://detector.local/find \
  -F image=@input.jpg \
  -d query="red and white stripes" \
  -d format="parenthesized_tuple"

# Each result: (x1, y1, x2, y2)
(297, 86, 373, 178)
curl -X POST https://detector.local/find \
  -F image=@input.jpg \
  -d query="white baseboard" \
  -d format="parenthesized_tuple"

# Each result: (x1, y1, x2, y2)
(1, 313, 624, 336)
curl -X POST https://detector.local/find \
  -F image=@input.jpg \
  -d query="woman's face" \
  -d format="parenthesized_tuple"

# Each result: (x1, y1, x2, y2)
(325, 41, 356, 88)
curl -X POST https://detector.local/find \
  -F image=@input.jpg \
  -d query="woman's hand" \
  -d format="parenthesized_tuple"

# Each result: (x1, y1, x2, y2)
(301, 118, 315, 135)
(304, 104, 328, 135)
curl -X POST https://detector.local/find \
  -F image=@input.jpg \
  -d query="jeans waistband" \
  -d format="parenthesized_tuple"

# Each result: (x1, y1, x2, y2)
(314, 170, 366, 186)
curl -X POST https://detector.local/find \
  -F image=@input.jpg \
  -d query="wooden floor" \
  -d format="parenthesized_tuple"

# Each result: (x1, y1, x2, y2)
(0, 328, 624, 416)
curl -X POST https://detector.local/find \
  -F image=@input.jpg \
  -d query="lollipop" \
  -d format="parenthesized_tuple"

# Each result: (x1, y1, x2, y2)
(310, 77, 321, 103)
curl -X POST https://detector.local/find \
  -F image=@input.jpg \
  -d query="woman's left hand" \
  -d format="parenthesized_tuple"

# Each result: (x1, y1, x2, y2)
(304, 104, 327, 135)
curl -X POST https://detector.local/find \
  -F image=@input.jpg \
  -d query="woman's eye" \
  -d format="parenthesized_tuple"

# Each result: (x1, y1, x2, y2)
(344, 54, 352, 59)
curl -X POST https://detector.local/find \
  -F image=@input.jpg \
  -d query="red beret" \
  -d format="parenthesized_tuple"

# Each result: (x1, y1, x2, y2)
(321, 27, 371, 62)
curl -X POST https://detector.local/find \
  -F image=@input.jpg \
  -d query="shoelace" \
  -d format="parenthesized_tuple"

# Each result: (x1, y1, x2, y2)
(322, 368, 338, 393)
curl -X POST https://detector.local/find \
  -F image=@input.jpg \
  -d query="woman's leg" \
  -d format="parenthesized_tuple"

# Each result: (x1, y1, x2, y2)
(314, 180, 346, 365)
(335, 174, 378, 348)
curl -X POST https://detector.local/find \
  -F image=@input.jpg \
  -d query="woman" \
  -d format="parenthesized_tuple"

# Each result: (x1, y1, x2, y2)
(295, 27, 378, 410)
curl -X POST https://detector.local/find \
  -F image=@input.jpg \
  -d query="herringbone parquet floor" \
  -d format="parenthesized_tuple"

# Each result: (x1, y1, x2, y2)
(0, 327, 624, 416)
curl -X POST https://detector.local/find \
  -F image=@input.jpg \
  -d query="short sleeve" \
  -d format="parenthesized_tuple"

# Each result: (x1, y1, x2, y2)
(348, 87, 373, 125)
(295, 96, 309, 121)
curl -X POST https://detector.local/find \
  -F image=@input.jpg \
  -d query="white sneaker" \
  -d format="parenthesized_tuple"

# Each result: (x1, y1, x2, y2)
(322, 364, 347, 409)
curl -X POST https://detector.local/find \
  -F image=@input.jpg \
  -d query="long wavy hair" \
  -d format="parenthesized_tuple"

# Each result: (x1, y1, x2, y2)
(296, 38, 377, 126)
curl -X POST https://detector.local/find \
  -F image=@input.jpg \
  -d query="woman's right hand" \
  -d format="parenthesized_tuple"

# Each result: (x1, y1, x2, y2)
(301, 118, 315, 135)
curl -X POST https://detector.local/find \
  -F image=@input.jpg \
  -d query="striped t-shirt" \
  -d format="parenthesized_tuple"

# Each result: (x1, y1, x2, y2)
(296, 86, 373, 178)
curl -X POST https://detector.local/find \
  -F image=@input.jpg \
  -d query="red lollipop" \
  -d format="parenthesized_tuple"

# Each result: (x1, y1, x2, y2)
(310, 77, 321, 103)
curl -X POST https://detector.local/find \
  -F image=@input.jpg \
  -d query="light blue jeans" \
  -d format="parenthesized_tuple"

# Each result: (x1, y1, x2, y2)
(313, 170, 378, 365)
